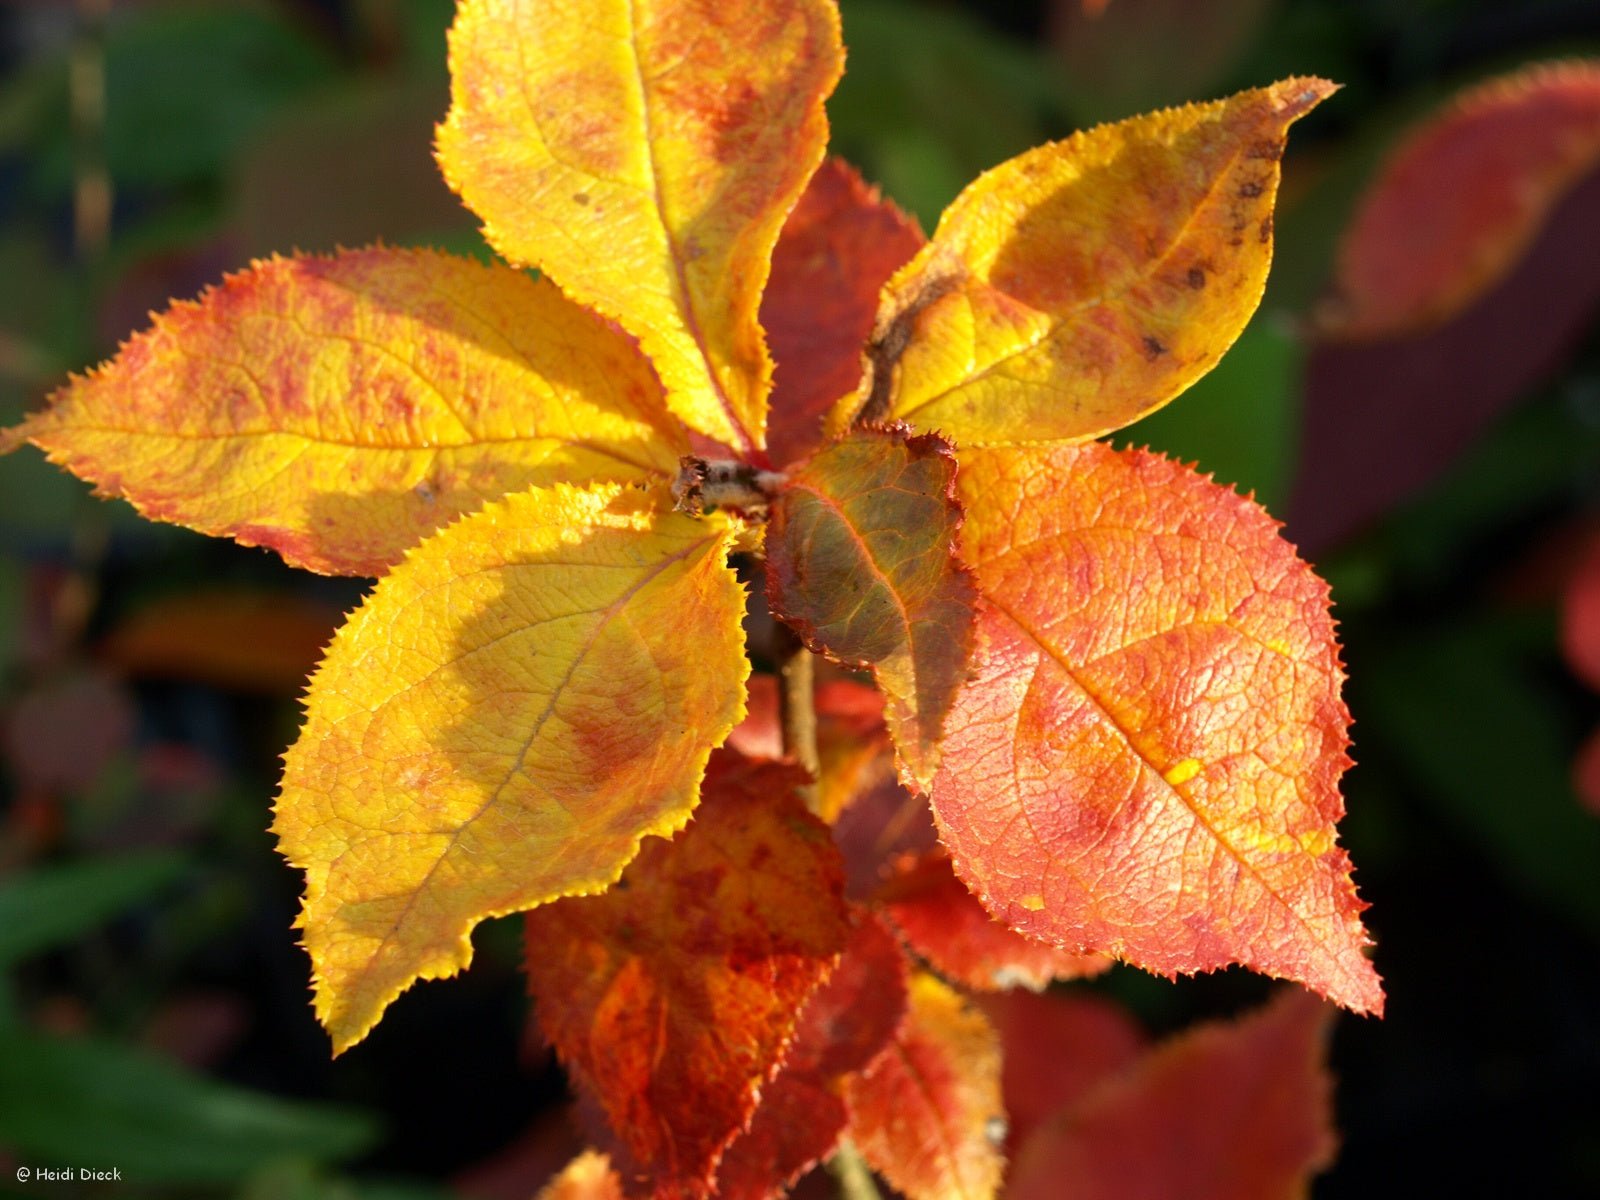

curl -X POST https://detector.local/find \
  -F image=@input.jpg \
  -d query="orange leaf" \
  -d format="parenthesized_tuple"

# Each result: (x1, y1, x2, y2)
(762, 158, 926, 466)
(273, 482, 748, 1054)
(766, 425, 977, 791)
(1326, 60, 1600, 339)
(979, 989, 1146, 1152)
(98, 590, 337, 693)
(876, 851, 1110, 991)
(436, 0, 843, 455)
(524, 753, 849, 1199)
(537, 1150, 624, 1200)
(1007, 989, 1338, 1200)
(1, 249, 681, 575)
(836, 79, 1334, 446)
(935, 443, 1382, 1014)
(715, 909, 909, 1200)
(844, 970, 1005, 1200)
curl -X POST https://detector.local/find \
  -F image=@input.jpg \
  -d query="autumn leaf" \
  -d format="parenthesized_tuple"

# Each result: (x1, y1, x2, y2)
(934, 443, 1382, 1015)
(1324, 60, 1600, 340)
(980, 989, 1146, 1152)
(844, 970, 1005, 1200)
(766, 424, 977, 790)
(1, 249, 682, 575)
(876, 850, 1110, 991)
(714, 909, 909, 1200)
(523, 754, 848, 1198)
(436, 0, 843, 454)
(1006, 990, 1338, 1200)
(834, 79, 1334, 446)
(273, 482, 749, 1054)
(761, 158, 925, 466)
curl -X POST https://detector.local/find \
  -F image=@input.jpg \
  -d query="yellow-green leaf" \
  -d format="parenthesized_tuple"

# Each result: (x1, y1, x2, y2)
(0, 248, 683, 576)
(436, 0, 844, 455)
(273, 482, 748, 1054)
(837, 79, 1334, 446)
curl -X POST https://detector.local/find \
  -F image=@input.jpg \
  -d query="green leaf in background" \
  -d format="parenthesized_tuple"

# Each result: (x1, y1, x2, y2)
(237, 1159, 455, 1200)
(1358, 615, 1600, 936)
(831, 0, 1068, 223)
(22, 1, 337, 199)
(0, 851, 189, 966)
(1117, 319, 1302, 512)
(0, 1031, 378, 1185)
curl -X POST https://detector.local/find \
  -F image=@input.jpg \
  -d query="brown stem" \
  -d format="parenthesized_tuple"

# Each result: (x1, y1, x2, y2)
(772, 620, 820, 813)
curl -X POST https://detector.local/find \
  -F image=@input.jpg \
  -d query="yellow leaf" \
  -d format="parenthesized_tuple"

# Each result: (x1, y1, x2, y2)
(837, 79, 1334, 447)
(436, 0, 843, 455)
(1, 248, 683, 576)
(273, 482, 748, 1054)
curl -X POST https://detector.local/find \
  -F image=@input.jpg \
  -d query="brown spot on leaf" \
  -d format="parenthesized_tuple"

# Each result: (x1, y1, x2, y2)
(854, 260, 965, 427)
(1187, 267, 1206, 290)
(1142, 336, 1167, 361)
(1259, 216, 1275, 243)
(1248, 138, 1286, 161)
(1239, 180, 1264, 199)
(572, 192, 590, 206)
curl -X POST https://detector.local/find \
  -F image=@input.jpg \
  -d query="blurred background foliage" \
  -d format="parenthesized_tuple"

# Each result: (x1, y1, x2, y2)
(1, 0, 1598, 1195)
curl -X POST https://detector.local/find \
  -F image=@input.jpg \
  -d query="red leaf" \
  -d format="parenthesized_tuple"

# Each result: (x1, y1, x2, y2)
(761, 159, 925, 467)
(979, 989, 1146, 1152)
(844, 971, 1005, 1200)
(1325, 61, 1600, 339)
(1007, 990, 1338, 1200)
(767, 425, 977, 791)
(939, 443, 1382, 1015)
(523, 754, 849, 1198)
(877, 851, 1110, 991)
(1289, 165, 1600, 553)
(715, 911, 909, 1199)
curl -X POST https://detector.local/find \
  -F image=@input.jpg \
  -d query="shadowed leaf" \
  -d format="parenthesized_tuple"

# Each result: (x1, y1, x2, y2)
(1, 249, 682, 575)
(835, 79, 1333, 446)
(524, 754, 849, 1199)
(715, 910, 909, 1200)
(437, 0, 843, 454)
(767, 425, 976, 791)
(1007, 990, 1337, 1200)
(936, 443, 1382, 1015)
(844, 970, 1005, 1200)
(1324, 60, 1600, 339)
(274, 483, 749, 1054)
(762, 158, 925, 466)
(877, 851, 1110, 991)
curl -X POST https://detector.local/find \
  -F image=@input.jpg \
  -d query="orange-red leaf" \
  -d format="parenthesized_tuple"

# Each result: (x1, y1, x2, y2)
(1326, 60, 1600, 339)
(524, 753, 849, 1199)
(1007, 990, 1338, 1200)
(877, 851, 1110, 991)
(273, 482, 748, 1054)
(980, 989, 1146, 1152)
(537, 1151, 624, 1200)
(836, 79, 1333, 446)
(0, 249, 682, 575)
(844, 970, 1005, 1200)
(436, 0, 843, 454)
(714, 910, 909, 1200)
(762, 158, 926, 466)
(936, 443, 1382, 1014)
(98, 590, 337, 693)
(766, 425, 977, 791)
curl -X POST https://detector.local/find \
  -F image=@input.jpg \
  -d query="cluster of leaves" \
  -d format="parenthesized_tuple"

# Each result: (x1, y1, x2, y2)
(0, 0, 1403, 1195)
